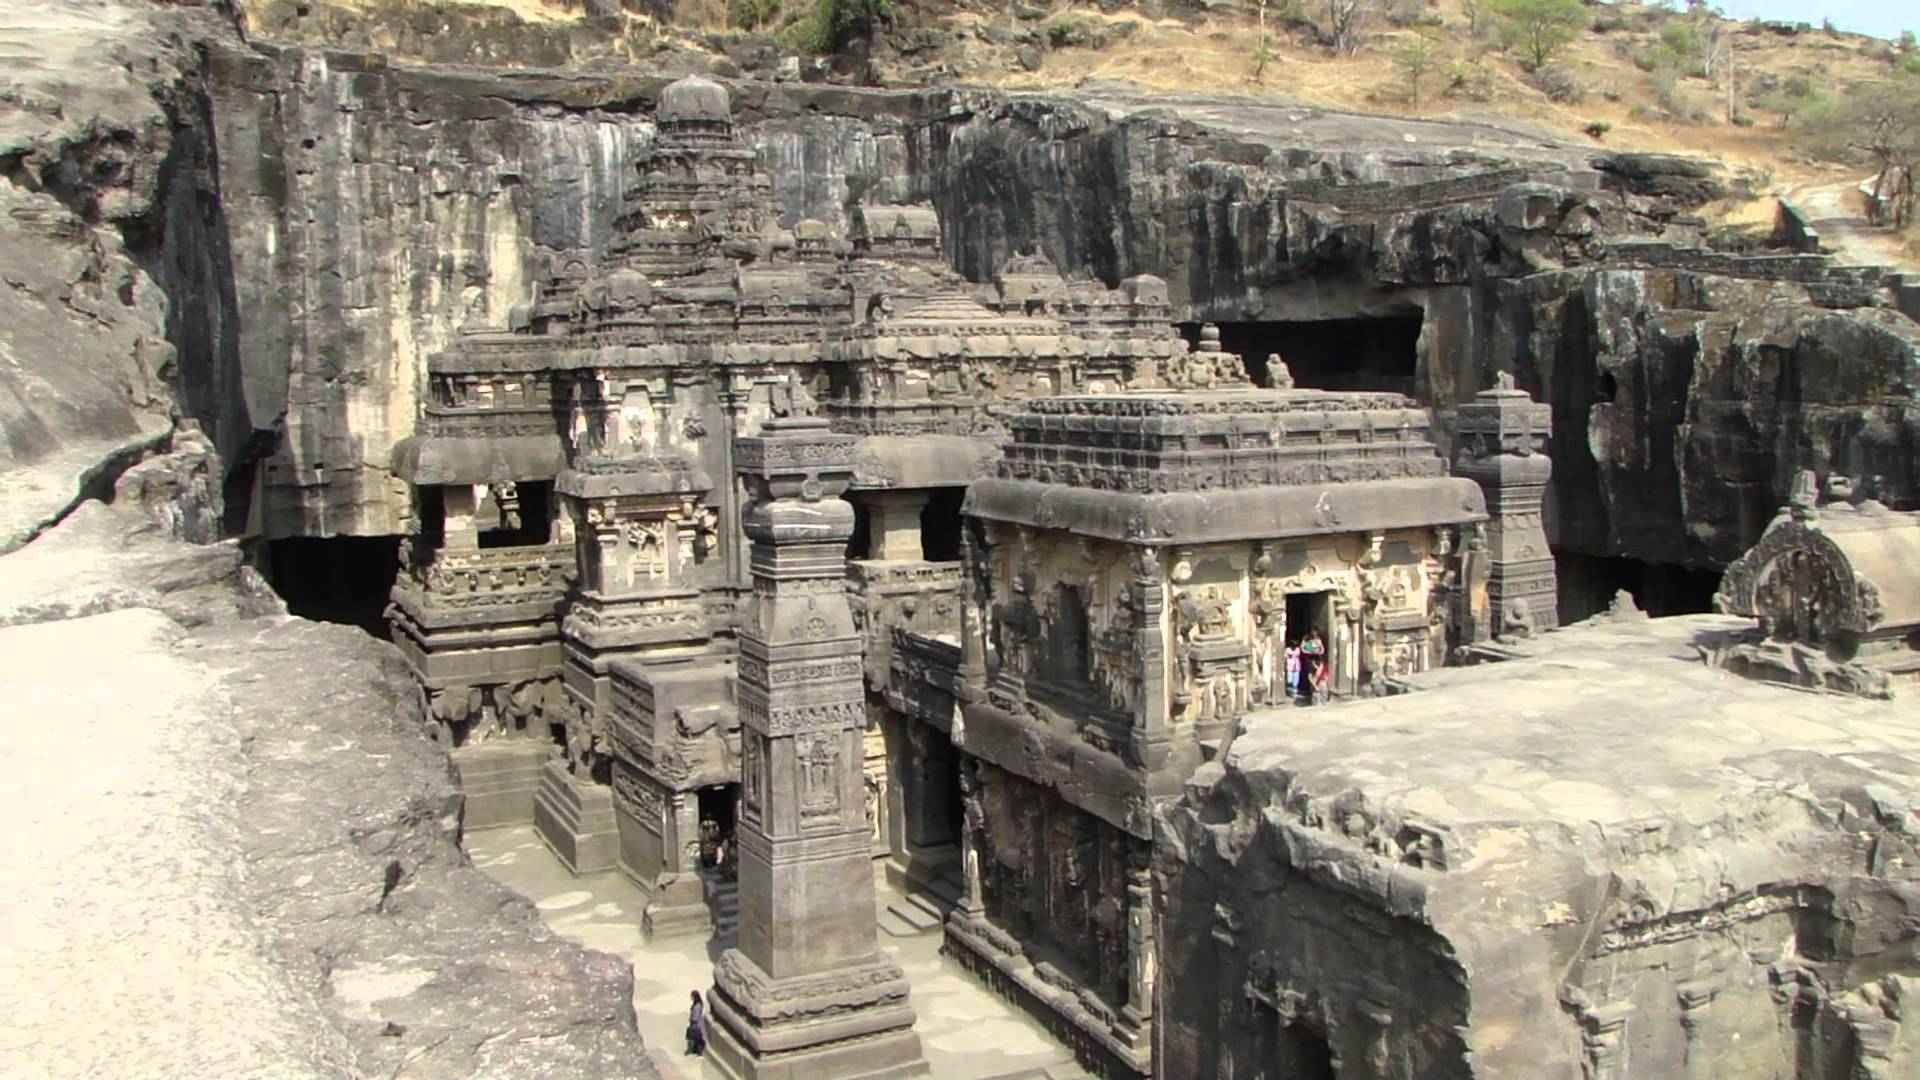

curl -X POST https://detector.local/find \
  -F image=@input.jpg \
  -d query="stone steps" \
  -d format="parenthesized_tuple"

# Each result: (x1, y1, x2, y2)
(707, 874, 739, 939)
(879, 873, 963, 937)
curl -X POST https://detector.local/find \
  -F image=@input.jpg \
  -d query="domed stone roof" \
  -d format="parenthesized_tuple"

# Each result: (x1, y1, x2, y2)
(658, 75, 732, 124)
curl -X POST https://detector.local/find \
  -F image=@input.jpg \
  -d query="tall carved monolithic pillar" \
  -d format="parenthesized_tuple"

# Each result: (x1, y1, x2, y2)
(708, 413, 928, 1080)
(1452, 375, 1557, 638)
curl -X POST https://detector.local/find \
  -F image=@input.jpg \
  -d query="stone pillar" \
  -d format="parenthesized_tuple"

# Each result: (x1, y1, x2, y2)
(708, 415, 928, 1080)
(1130, 546, 1171, 775)
(1118, 842, 1155, 1047)
(864, 490, 928, 562)
(1452, 375, 1556, 639)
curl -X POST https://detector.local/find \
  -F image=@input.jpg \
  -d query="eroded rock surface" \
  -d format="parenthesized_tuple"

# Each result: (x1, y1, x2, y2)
(0, 484, 657, 1077)
(1159, 614, 1920, 1079)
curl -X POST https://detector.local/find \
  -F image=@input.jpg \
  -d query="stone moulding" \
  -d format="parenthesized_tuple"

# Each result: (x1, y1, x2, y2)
(965, 476, 1487, 545)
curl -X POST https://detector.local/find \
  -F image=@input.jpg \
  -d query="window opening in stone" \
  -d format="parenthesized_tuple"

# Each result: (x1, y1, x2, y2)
(1046, 583, 1092, 684)
(1554, 550, 1721, 623)
(1276, 1022, 1338, 1080)
(476, 480, 551, 549)
(417, 486, 446, 551)
(697, 782, 738, 873)
(1181, 316, 1422, 396)
(263, 536, 401, 638)
(921, 488, 965, 562)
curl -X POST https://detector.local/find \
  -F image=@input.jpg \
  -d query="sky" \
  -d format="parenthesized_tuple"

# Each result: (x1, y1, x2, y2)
(1712, 0, 1913, 41)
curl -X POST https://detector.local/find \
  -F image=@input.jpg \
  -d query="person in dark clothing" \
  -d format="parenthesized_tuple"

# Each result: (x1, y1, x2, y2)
(686, 989, 706, 1056)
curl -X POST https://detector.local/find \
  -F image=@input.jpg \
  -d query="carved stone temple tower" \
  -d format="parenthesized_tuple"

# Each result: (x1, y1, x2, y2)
(1453, 373, 1557, 639)
(707, 409, 928, 1080)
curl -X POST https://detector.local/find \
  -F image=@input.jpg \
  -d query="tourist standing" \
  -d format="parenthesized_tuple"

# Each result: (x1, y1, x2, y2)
(1284, 642, 1302, 702)
(1310, 655, 1331, 706)
(687, 989, 707, 1056)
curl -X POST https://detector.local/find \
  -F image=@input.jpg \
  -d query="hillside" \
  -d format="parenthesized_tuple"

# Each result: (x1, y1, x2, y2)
(236, 0, 1919, 262)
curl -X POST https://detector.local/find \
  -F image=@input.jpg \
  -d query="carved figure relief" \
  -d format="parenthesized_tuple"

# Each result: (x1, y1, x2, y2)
(798, 731, 839, 821)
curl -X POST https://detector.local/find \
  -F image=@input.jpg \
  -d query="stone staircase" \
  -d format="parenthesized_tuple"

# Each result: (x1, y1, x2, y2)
(705, 870, 739, 943)
(877, 873, 964, 938)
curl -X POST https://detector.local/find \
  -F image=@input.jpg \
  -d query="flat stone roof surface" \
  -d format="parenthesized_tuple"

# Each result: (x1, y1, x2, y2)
(1231, 613, 1920, 835)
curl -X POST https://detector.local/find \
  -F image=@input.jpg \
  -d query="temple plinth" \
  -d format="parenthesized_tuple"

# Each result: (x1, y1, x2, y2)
(706, 412, 928, 1080)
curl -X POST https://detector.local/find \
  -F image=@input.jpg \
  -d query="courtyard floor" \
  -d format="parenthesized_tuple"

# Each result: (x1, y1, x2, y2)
(467, 826, 1082, 1080)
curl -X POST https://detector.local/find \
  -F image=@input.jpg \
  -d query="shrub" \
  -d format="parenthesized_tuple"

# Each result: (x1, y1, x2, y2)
(729, 0, 780, 31)
(1531, 63, 1584, 103)
(780, 0, 894, 54)
(1583, 120, 1611, 140)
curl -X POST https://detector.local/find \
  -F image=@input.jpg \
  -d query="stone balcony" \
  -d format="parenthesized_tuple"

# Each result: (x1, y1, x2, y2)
(847, 559, 963, 695)
(389, 541, 575, 631)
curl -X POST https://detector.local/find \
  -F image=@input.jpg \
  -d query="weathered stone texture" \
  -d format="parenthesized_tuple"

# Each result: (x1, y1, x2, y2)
(1159, 613, 1920, 1079)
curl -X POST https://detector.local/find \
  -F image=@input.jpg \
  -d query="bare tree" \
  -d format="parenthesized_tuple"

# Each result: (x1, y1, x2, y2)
(1324, 0, 1374, 57)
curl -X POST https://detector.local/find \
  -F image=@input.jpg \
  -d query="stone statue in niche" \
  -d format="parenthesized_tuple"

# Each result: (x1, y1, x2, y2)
(1268, 353, 1295, 389)
(488, 480, 521, 531)
(798, 731, 839, 818)
(768, 374, 817, 419)
(1182, 587, 1234, 641)
(623, 519, 668, 585)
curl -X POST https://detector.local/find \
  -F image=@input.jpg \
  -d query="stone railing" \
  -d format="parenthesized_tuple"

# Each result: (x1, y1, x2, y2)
(826, 399, 1003, 438)
(847, 559, 964, 693)
(421, 405, 560, 440)
(392, 542, 575, 622)
(884, 629, 964, 731)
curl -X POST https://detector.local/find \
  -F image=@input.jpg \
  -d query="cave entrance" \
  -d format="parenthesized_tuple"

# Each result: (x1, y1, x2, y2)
(264, 536, 401, 638)
(1275, 1022, 1338, 1080)
(1554, 551, 1723, 624)
(1178, 315, 1422, 396)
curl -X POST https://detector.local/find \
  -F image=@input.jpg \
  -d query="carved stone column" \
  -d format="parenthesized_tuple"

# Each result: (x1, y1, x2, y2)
(1118, 841, 1155, 1046)
(707, 415, 928, 1080)
(863, 490, 929, 562)
(1452, 375, 1556, 639)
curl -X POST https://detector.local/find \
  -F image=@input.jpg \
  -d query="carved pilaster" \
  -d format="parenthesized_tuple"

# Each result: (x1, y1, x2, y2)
(1453, 375, 1555, 639)
(707, 414, 928, 1080)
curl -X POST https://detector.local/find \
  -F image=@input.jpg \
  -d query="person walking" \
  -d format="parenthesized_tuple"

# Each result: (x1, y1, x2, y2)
(686, 989, 707, 1057)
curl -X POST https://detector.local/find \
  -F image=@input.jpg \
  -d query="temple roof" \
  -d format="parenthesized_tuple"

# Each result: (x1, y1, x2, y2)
(658, 74, 731, 124)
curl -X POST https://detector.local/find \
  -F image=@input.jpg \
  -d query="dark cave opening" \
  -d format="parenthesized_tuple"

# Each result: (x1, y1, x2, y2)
(1179, 316, 1422, 396)
(265, 536, 400, 638)
(920, 488, 966, 562)
(1276, 1022, 1338, 1080)
(1555, 550, 1723, 625)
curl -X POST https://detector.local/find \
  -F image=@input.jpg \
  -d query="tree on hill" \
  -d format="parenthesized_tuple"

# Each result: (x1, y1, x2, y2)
(1801, 74, 1920, 228)
(1488, 0, 1586, 72)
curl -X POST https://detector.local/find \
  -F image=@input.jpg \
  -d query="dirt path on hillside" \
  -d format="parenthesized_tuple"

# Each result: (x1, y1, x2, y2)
(1792, 179, 1916, 272)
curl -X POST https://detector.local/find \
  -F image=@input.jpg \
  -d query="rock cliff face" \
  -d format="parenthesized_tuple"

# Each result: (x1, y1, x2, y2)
(179, 46, 1919, 573)
(0, 5, 656, 1074)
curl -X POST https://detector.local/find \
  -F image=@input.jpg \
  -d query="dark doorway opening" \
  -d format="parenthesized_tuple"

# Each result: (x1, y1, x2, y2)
(1285, 590, 1334, 700)
(1555, 550, 1722, 624)
(264, 536, 401, 637)
(1276, 1022, 1338, 1080)
(698, 782, 738, 870)
(1180, 316, 1423, 396)
(477, 480, 551, 548)
(921, 487, 966, 562)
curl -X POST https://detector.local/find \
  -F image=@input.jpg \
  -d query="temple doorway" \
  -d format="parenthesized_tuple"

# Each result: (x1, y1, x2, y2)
(697, 783, 737, 873)
(1286, 590, 1334, 701)
(884, 714, 965, 892)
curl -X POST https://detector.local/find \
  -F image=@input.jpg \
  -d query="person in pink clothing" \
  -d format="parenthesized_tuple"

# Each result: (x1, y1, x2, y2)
(1284, 642, 1303, 701)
